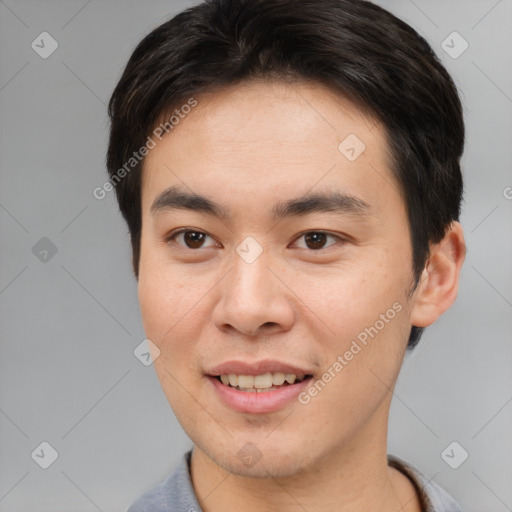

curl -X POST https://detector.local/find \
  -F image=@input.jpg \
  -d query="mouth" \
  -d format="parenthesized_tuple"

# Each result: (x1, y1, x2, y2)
(206, 361, 315, 413)
(206, 360, 315, 413)
(213, 372, 313, 393)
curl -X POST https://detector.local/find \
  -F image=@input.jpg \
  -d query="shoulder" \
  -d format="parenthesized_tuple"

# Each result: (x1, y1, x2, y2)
(388, 454, 463, 512)
(125, 451, 200, 512)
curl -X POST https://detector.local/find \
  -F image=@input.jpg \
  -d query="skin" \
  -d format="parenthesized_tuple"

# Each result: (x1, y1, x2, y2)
(137, 80, 466, 512)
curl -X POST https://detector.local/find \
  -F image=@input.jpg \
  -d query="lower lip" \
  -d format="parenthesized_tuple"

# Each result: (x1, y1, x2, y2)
(207, 375, 313, 414)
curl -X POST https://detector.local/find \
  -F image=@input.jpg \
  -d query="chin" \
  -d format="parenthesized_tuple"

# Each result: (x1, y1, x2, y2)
(200, 439, 313, 479)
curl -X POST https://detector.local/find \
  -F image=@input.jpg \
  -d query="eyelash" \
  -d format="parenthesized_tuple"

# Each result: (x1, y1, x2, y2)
(165, 228, 345, 251)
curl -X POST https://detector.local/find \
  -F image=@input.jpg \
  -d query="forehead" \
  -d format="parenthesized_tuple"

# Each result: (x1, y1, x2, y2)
(141, 80, 401, 217)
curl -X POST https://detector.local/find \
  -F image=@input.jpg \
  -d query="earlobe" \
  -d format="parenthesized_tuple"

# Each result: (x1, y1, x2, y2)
(410, 222, 466, 328)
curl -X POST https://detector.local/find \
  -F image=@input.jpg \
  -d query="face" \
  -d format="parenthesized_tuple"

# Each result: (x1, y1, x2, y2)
(138, 80, 417, 478)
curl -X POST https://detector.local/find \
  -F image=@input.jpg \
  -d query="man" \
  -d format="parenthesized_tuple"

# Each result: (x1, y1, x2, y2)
(106, 0, 466, 510)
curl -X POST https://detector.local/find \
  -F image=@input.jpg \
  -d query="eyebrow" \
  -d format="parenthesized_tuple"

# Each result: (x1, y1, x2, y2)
(150, 185, 374, 221)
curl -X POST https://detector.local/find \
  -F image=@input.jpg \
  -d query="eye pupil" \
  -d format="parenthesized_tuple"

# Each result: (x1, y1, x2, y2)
(184, 231, 205, 249)
(305, 232, 327, 250)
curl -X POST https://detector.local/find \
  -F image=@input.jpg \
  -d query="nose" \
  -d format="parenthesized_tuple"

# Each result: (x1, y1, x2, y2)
(212, 246, 295, 339)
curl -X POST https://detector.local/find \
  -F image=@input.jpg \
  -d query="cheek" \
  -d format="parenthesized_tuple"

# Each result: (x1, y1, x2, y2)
(296, 275, 407, 436)
(138, 261, 206, 411)
(137, 253, 207, 343)
(301, 260, 409, 390)
(301, 260, 405, 338)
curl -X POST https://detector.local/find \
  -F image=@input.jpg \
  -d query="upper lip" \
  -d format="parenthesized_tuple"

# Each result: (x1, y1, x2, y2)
(207, 360, 313, 377)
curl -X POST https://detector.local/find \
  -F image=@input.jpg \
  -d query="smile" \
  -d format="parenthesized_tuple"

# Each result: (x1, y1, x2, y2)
(216, 372, 310, 392)
(208, 375, 313, 414)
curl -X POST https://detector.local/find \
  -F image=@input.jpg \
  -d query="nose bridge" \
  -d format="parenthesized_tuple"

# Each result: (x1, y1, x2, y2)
(213, 238, 294, 336)
(228, 240, 275, 307)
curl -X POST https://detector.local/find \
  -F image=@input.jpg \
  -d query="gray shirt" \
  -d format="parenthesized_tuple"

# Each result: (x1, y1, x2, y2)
(126, 451, 462, 512)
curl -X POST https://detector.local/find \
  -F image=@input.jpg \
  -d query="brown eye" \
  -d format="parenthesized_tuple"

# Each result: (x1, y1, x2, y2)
(305, 232, 327, 250)
(182, 231, 206, 249)
(293, 231, 341, 250)
(168, 229, 217, 249)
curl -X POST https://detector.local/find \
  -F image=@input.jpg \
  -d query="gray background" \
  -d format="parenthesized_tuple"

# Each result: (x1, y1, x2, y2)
(0, 0, 511, 510)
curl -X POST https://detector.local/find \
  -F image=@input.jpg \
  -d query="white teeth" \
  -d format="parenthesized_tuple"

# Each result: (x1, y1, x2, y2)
(272, 372, 286, 385)
(285, 374, 296, 384)
(218, 372, 306, 389)
(237, 375, 254, 388)
(254, 373, 273, 388)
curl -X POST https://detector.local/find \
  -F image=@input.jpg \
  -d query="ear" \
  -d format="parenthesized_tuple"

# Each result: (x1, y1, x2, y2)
(410, 221, 466, 328)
